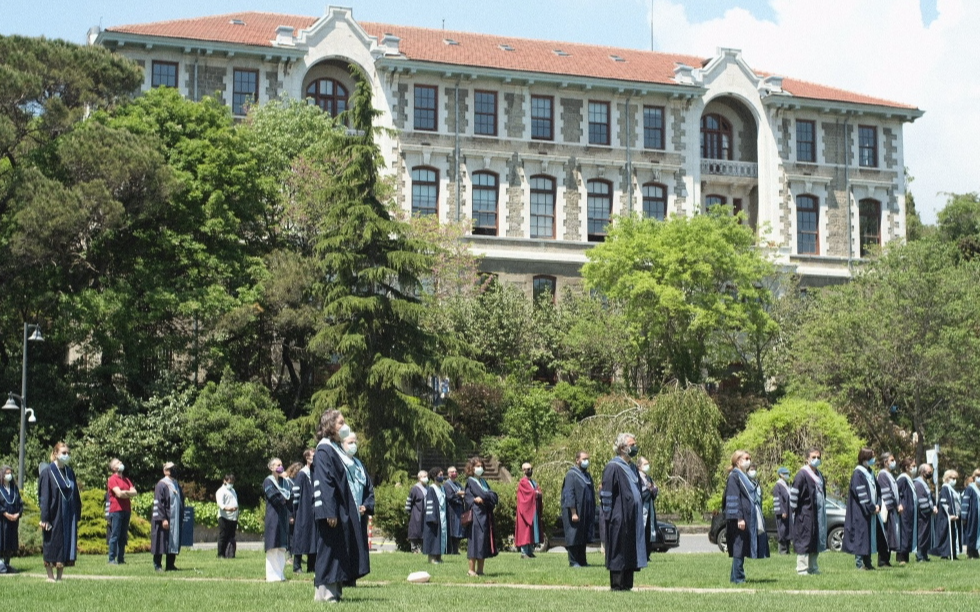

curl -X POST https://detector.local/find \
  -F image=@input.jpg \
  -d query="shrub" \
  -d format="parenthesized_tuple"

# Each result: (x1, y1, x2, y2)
(132, 490, 263, 534)
(372, 481, 410, 551)
(16, 490, 41, 556)
(77, 489, 151, 555)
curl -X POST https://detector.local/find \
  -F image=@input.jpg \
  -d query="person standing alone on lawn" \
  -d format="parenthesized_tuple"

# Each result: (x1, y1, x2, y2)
(791, 448, 827, 576)
(515, 462, 542, 559)
(39, 442, 82, 582)
(215, 473, 239, 559)
(601, 433, 646, 591)
(106, 458, 137, 565)
(0, 464, 23, 574)
(151, 462, 183, 572)
(561, 451, 595, 568)
(465, 456, 499, 577)
(773, 467, 792, 554)
(724, 450, 769, 583)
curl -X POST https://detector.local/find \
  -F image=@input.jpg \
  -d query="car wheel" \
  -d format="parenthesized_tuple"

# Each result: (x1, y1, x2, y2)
(828, 527, 844, 552)
(717, 530, 728, 553)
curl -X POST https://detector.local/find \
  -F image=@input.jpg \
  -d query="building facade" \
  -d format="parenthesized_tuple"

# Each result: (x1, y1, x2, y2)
(91, 7, 922, 294)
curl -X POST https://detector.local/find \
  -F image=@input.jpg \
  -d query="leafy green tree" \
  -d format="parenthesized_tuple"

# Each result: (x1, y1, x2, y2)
(903, 170, 927, 242)
(937, 192, 980, 259)
(306, 72, 482, 478)
(583, 209, 776, 389)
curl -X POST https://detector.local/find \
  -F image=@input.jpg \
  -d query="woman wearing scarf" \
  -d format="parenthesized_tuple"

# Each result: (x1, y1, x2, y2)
(724, 450, 769, 583)
(39, 442, 81, 582)
(842, 447, 880, 570)
(342, 432, 373, 586)
(960, 469, 980, 559)
(930, 470, 961, 559)
(876, 452, 902, 567)
(263, 457, 292, 582)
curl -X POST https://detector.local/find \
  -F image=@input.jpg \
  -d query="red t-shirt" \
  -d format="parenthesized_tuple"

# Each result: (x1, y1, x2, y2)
(108, 474, 134, 512)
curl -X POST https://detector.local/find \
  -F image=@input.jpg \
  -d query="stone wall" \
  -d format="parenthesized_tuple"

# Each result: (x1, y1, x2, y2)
(265, 70, 282, 100)
(184, 65, 227, 103)
(392, 83, 409, 129)
(444, 86, 469, 133)
(563, 156, 582, 240)
(822, 122, 853, 166)
(780, 118, 792, 161)
(560, 98, 583, 143)
(824, 173, 850, 257)
(504, 92, 525, 138)
(617, 102, 639, 149)
(883, 127, 898, 169)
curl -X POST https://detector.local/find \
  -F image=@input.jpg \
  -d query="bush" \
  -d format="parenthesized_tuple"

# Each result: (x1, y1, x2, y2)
(77, 489, 151, 555)
(16, 489, 41, 556)
(132, 490, 263, 534)
(445, 382, 505, 441)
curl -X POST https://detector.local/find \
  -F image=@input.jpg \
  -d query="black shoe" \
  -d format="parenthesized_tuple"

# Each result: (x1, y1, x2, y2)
(165, 566, 180, 572)
(862, 565, 876, 571)
(877, 562, 892, 567)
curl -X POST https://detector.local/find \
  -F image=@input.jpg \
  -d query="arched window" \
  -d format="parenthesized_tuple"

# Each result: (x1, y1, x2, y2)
(641, 183, 667, 221)
(306, 78, 349, 117)
(586, 179, 612, 242)
(529, 175, 556, 239)
(796, 194, 819, 255)
(472, 171, 498, 236)
(532, 275, 557, 304)
(859, 198, 881, 257)
(411, 167, 439, 217)
(705, 194, 727, 210)
(700, 113, 732, 160)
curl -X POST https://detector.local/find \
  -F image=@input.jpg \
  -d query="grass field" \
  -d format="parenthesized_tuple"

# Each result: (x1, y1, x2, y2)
(2, 548, 979, 611)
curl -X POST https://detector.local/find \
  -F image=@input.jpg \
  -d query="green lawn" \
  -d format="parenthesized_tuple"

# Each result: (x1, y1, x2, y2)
(2, 549, 978, 611)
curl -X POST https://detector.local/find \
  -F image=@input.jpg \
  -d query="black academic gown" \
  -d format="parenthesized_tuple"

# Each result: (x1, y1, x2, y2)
(150, 477, 183, 555)
(406, 483, 427, 541)
(422, 485, 447, 555)
(877, 470, 901, 551)
(842, 466, 879, 556)
(773, 480, 792, 542)
(913, 477, 936, 555)
(639, 471, 659, 549)
(350, 457, 374, 578)
(464, 477, 498, 559)
(600, 457, 646, 572)
(930, 483, 960, 558)
(960, 484, 980, 553)
(561, 466, 596, 547)
(312, 439, 362, 587)
(292, 467, 317, 555)
(0, 483, 23, 555)
(263, 475, 291, 551)
(38, 463, 81, 565)
(895, 473, 917, 554)
(443, 479, 465, 539)
(724, 469, 769, 559)
(791, 467, 826, 554)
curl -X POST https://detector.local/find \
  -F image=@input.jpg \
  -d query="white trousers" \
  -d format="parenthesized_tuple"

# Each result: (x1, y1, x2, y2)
(266, 548, 286, 582)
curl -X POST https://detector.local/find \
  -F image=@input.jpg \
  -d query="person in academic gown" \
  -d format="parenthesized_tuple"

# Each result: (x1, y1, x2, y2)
(263, 457, 292, 582)
(895, 459, 918, 564)
(342, 433, 374, 586)
(913, 463, 938, 562)
(291, 449, 317, 574)
(960, 470, 980, 559)
(724, 450, 769, 583)
(0, 464, 23, 574)
(405, 470, 428, 554)
(312, 410, 362, 603)
(150, 461, 184, 572)
(773, 467, 793, 554)
(842, 448, 880, 570)
(791, 447, 827, 576)
(930, 470, 961, 559)
(561, 451, 595, 567)
(515, 462, 543, 558)
(876, 453, 902, 567)
(422, 467, 448, 563)
(601, 433, 646, 591)
(464, 456, 499, 577)
(637, 456, 660, 561)
(443, 466, 465, 555)
(39, 442, 81, 582)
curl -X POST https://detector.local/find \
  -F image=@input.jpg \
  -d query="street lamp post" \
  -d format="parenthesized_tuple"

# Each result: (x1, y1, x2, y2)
(3, 323, 43, 486)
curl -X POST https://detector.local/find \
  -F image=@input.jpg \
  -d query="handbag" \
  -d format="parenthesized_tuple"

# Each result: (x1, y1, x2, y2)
(460, 509, 474, 526)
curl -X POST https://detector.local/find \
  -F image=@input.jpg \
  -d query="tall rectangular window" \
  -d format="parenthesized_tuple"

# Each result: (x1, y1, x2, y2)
(642, 183, 666, 221)
(588, 101, 610, 145)
(232, 69, 258, 116)
(414, 85, 437, 131)
(471, 171, 498, 236)
(532, 275, 557, 304)
(859, 198, 881, 257)
(474, 90, 497, 136)
(643, 106, 665, 150)
(529, 176, 555, 239)
(797, 119, 815, 163)
(151, 61, 178, 88)
(859, 125, 877, 167)
(411, 167, 438, 216)
(531, 95, 553, 140)
(796, 195, 819, 255)
(587, 179, 612, 242)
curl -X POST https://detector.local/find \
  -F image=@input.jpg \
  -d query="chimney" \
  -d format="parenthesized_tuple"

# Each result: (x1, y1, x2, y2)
(381, 33, 401, 55)
(275, 25, 295, 46)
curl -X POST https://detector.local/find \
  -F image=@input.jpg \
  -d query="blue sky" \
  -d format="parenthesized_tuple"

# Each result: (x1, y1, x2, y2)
(0, 0, 964, 223)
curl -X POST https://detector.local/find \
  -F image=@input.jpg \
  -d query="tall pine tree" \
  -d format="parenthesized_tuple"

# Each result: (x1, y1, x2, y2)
(309, 70, 482, 478)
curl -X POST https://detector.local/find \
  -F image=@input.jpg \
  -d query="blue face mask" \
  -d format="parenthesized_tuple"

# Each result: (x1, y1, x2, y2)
(436, 476, 445, 483)
(868, 458, 876, 467)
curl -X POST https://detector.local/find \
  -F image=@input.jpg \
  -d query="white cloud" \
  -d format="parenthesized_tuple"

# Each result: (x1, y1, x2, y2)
(651, 0, 980, 223)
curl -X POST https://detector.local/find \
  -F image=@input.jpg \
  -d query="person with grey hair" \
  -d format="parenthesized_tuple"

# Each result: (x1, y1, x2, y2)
(913, 462, 938, 562)
(263, 457, 292, 582)
(151, 461, 183, 572)
(600, 433, 646, 591)
(106, 458, 137, 565)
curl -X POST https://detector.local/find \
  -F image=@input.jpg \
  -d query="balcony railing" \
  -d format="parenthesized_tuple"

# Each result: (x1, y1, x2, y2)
(701, 159, 758, 178)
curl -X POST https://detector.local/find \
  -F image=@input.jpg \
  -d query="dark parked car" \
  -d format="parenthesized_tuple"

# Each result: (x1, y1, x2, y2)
(708, 497, 846, 553)
(548, 513, 680, 553)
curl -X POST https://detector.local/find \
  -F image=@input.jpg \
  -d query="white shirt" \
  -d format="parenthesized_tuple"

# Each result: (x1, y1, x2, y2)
(216, 484, 239, 521)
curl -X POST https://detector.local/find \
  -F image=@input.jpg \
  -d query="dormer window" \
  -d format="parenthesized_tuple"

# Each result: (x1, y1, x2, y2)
(609, 54, 626, 62)
(443, 38, 460, 46)
(499, 44, 515, 51)
(553, 49, 570, 57)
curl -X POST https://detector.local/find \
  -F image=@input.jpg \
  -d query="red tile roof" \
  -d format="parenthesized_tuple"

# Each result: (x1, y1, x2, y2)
(105, 11, 918, 111)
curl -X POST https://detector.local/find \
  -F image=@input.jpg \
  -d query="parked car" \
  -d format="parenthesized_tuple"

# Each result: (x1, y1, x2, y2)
(548, 513, 680, 553)
(708, 497, 846, 553)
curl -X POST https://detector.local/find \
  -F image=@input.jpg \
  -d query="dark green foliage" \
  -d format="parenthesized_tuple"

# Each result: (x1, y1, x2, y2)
(445, 381, 506, 441)
(77, 489, 151, 555)
(937, 192, 980, 259)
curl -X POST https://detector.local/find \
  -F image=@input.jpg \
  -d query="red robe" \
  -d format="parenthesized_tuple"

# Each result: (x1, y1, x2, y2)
(515, 476, 542, 547)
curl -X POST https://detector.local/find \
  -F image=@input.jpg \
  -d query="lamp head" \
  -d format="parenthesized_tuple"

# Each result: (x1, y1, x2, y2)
(25, 408, 36, 424)
(2, 395, 18, 411)
(28, 328, 43, 342)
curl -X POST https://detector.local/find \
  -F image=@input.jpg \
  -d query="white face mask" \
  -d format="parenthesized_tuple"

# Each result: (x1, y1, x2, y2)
(474, 466, 484, 477)
(810, 458, 821, 469)
(3, 473, 11, 483)
(747, 469, 758, 479)
(118, 464, 125, 473)
(346, 443, 358, 457)
(911, 467, 918, 476)
(420, 476, 429, 484)
(640, 464, 651, 474)
(337, 424, 351, 441)
(888, 461, 896, 470)
(740, 459, 751, 470)
(58, 454, 70, 465)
